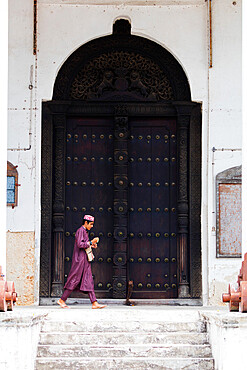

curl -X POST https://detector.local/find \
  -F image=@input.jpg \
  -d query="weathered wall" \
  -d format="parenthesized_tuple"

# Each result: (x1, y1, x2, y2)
(202, 311, 247, 370)
(7, 0, 242, 305)
(0, 312, 45, 370)
(6, 232, 35, 305)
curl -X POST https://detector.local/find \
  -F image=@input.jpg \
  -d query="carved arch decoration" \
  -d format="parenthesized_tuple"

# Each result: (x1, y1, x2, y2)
(53, 34, 191, 102)
(40, 30, 202, 301)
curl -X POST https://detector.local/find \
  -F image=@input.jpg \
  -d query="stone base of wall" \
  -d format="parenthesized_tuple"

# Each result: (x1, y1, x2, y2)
(201, 311, 247, 370)
(6, 231, 35, 306)
(0, 311, 46, 370)
(208, 262, 242, 306)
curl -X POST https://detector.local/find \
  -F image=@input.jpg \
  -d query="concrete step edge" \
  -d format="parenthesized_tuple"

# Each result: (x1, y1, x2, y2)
(43, 317, 203, 322)
(38, 333, 208, 343)
(38, 332, 209, 345)
(36, 344, 213, 359)
(41, 322, 205, 330)
(37, 343, 212, 349)
(42, 320, 203, 324)
(39, 330, 208, 335)
(36, 356, 215, 361)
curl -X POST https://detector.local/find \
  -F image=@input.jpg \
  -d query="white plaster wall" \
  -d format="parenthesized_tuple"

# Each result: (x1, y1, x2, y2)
(8, 0, 242, 305)
(8, 0, 40, 304)
(8, 0, 37, 232)
(207, 0, 242, 305)
(0, 1, 8, 274)
(38, 1, 208, 103)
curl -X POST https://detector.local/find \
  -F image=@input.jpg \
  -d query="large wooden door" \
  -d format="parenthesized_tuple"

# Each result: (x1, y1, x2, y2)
(40, 31, 202, 302)
(128, 118, 177, 298)
(65, 116, 177, 298)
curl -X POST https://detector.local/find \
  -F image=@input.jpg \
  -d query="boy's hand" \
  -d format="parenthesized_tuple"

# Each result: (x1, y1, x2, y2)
(91, 237, 99, 247)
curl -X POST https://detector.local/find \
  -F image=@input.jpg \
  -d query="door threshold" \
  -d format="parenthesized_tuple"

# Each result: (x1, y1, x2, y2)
(40, 297, 202, 306)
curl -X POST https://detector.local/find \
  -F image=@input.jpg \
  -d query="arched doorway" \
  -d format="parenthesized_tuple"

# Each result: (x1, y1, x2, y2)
(40, 20, 202, 301)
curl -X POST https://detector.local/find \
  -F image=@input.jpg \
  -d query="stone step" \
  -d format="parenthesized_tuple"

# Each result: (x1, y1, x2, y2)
(39, 331, 208, 345)
(36, 310, 214, 369)
(37, 343, 212, 358)
(41, 320, 206, 333)
(35, 356, 215, 370)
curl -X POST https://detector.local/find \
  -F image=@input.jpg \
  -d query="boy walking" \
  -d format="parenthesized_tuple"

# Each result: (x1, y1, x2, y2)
(57, 215, 106, 309)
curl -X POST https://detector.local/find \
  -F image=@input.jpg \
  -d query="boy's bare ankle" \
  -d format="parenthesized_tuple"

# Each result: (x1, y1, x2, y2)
(92, 301, 107, 309)
(57, 298, 69, 308)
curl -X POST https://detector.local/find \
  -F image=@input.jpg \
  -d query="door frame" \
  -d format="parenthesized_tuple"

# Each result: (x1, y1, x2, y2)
(40, 100, 202, 300)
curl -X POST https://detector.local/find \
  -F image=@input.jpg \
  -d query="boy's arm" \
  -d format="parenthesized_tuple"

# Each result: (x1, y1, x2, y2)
(76, 228, 91, 249)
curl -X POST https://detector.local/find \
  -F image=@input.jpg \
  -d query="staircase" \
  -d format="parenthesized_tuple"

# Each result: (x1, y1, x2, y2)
(35, 306, 214, 369)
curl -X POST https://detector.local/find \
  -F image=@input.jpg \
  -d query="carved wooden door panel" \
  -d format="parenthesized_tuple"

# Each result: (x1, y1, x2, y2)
(65, 117, 114, 298)
(64, 116, 177, 299)
(128, 118, 177, 298)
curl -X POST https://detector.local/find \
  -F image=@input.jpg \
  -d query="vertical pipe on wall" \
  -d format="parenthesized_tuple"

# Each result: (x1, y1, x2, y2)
(0, 1, 8, 275)
(208, 0, 213, 68)
(33, 1, 37, 56)
(203, 0, 213, 305)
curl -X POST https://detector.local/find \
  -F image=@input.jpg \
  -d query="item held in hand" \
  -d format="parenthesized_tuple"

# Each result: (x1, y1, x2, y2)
(85, 246, 95, 262)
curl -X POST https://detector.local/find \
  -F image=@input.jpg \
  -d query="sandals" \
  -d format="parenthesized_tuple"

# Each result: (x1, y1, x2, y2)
(57, 299, 70, 309)
(92, 302, 107, 309)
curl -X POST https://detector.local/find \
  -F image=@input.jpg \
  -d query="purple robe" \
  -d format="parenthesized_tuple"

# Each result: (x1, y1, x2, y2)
(64, 226, 94, 292)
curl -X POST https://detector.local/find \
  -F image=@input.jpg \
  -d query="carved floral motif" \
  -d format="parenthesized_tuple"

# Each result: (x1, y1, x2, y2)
(70, 51, 174, 101)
